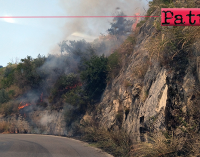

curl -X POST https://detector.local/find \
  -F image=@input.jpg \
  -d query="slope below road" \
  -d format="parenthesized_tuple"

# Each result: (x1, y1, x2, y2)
(0, 134, 113, 157)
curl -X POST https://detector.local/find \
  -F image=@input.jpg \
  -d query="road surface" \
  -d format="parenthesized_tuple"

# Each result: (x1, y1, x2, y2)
(0, 134, 113, 157)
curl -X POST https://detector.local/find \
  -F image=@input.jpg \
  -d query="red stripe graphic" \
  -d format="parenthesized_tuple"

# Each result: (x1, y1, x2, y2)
(0, 16, 160, 18)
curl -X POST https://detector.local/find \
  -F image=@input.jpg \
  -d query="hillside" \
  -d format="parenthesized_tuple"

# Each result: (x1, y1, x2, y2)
(88, 0, 200, 156)
(1, 0, 200, 156)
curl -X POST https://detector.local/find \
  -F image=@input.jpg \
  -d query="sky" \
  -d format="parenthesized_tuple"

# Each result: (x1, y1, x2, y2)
(0, 0, 149, 67)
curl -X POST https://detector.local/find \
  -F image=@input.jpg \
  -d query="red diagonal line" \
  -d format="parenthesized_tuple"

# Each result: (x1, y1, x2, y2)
(0, 16, 160, 18)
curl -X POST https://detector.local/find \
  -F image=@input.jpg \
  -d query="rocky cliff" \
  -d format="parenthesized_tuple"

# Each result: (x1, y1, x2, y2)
(91, 7, 200, 145)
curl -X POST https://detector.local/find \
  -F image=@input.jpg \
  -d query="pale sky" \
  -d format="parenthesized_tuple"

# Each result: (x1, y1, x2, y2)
(0, 0, 149, 67)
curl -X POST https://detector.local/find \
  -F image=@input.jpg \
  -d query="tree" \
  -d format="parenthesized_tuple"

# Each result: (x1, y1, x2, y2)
(58, 39, 96, 72)
(49, 73, 80, 102)
(0, 89, 9, 104)
(80, 55, 108, 102)
(58, 39, 91, 56)
(107, 12, 133, 37)
(15, 56, 42, 89)
(1, 66, 15, 88)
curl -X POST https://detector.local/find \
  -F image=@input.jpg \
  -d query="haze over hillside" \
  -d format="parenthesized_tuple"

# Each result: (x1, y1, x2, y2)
(0, 0, 148, 67)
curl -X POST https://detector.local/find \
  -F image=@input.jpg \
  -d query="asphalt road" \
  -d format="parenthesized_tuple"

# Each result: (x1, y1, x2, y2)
(0, 134, 113, 157)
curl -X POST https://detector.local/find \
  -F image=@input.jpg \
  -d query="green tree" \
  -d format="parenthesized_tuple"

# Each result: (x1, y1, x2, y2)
(0, 89, 9, 104)
(63, 87, 88, 126)
(58, 39, 91, 55)
(80, 55, 108, 102)
(49, 73, 80, 103)
(1, 66, 15, 88)
(15, 55, 45, 89)
(107, 12, 133, 36)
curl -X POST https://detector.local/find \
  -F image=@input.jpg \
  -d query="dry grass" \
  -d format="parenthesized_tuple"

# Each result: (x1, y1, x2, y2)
(123, 79, 132, 88)
(106, 33, 138, 83)
(0, 116, 30, 134)
(79, 119, 132, 157)
(140, 89, 149, 103)
(5, 85, 23, 98)
(0, 120, 10, 133)
(132, 61, 149, 79)
(146, 25, 200, 68)
(117, 34, 137, 55)
(113, 33, 138, 69)
(129, 132, 200, 157)
(144, 0, 200, 66)
(130, 134, 181, 157)
(147, 0, 196, 12)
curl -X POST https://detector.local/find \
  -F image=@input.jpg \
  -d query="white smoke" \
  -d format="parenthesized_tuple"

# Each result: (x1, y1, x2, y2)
(50, 0, 148, 54)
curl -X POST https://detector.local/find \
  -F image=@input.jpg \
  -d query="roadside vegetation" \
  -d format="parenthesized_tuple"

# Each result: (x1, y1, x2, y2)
(79, 119, 131, 157)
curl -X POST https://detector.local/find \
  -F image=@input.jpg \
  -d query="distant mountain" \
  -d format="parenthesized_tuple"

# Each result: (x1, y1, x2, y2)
(0, 65, 3, 68)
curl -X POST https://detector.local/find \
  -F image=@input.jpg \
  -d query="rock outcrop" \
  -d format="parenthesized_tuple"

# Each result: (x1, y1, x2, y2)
(93, 8, 200, 143)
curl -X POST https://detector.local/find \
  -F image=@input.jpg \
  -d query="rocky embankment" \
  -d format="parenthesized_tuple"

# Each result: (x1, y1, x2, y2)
(92, 8, 200, 144)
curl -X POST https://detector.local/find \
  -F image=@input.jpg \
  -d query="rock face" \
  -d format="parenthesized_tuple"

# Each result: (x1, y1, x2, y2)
(94, 9, 200, 142)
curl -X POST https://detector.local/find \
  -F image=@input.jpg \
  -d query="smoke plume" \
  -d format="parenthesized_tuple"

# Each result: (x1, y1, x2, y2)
(49, 0, 148, 54)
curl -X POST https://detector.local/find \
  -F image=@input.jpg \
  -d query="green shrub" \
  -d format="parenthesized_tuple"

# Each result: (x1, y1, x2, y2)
(0, 89, 9, 104)
(64, 87, 88, 107)
(107, 51, 121, 81)
(2, 103, 14, 116)
(106, 34, 137, 82)
(8, 90, 15, 97)
(15, 56, 38, 88)
(107, 12, 133, 36)
(80, 55, 108, 102)
(32, 54, 46, 68)
(0, 101, 18, 116)
(49, 73, 80, 103)
(15, 55, 45, 89)
(56, 73, 79, 91)
(1, 66, 15, 88)
(136, 20, 146, 28)
(4, 66, 14, 77)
